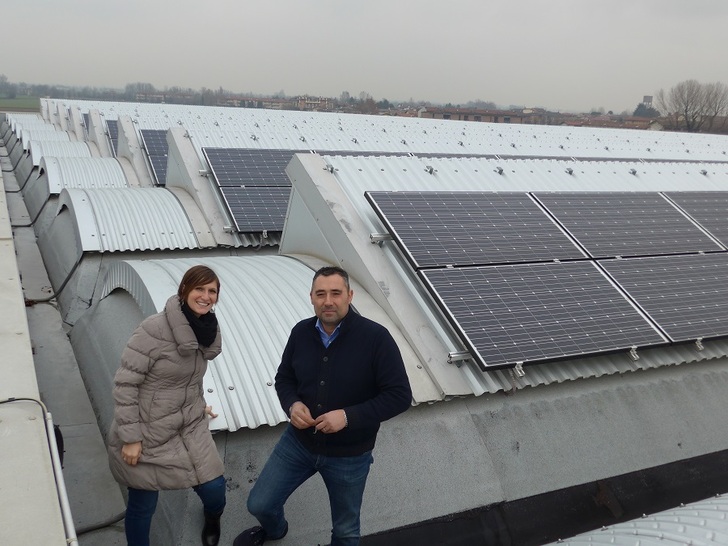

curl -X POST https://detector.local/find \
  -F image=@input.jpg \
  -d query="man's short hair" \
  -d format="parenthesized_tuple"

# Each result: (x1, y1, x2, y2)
(312, 266, 350, 291)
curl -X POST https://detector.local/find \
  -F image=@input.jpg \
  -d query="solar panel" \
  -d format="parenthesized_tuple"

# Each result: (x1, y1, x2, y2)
(203, 148, 297, 187)
(140, 129, 168, 185)
(600, 253, 728, 343)
(106, 119, 118, 156)
(421, 261, 666, 369)
(365, 191, 584, 268)
(219, 186, 291, 232)
(534, 192, 722, 258)
(664, 191, 728, 248)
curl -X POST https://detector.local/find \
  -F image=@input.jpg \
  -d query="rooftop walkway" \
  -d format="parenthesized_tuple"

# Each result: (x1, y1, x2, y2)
(0, 116, 125, 545)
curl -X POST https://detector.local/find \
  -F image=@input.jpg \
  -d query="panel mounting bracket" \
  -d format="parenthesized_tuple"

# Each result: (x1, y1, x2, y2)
(628, 346, 639, 361)
(695, 337, 704, 351)
(514, 362, 525, 378)
(369, 233, 393, 245)
(447, 351, 471, 367)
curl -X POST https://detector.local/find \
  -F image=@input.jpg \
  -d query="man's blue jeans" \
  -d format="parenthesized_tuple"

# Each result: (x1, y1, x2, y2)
(125, 474, 226, 546)
(247, 426, 374, 546)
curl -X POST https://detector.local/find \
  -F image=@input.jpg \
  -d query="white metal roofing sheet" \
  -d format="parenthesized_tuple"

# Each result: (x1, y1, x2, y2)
(41, 157, 127, 193)
(20, 129, 70, 150)
(101, 255, 316, 430)
(57, 187, 199, 252)
(7, 114, 46, 133)
(551, 494, 728, 545)
(29, 140, 91, 167)
(46, 98, 728, 162)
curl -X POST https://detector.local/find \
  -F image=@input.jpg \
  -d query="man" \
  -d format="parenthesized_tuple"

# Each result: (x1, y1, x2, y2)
(234, 266, 412, 546)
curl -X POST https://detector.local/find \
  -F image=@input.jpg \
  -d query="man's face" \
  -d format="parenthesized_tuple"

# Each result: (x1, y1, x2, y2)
(310, 273, 353, 334)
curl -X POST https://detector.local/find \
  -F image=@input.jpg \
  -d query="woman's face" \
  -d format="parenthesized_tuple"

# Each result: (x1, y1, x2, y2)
(186, 280, 219, 316)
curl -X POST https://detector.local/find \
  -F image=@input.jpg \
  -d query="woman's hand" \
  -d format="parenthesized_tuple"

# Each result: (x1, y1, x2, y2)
(121, 442, 142, 466)
(205, 405, 218, 418)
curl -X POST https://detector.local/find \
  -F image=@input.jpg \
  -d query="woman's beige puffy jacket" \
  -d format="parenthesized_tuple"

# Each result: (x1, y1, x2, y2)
(107, 296, 224, 490)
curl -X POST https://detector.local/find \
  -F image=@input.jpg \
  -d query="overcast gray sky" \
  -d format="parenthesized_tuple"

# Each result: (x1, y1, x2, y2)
(5, 0, 728, 113)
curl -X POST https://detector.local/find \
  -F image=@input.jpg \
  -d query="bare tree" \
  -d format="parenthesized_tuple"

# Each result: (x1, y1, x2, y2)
(655, 79, 728, 133)
(702, 81, 728, 132)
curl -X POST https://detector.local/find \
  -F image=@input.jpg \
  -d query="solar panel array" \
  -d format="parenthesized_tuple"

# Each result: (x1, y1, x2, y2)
(82, 113, 90, 139)
(665, 192, 728, 248)
(204, 148, 300, 187)
(534, 192, 722, 257)
(220, 187, 292, 232)
(366, 192, 584, 267)
(600, 253, 728, 343)
(422, 262, 666, 367)
(203, 148, 299, 233)
(367, 190, 728, 370)
(140, 129, 168, 185)
(106, 119, 118, 156)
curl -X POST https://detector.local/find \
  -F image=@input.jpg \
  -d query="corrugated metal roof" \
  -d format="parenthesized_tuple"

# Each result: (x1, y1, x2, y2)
(20, 129, 70, 150)
(326, 154, 727, 198)
(41, 100, 728, 401)
(41, 157, 127, 193)
(550, 493, 728, 545)
(57, 187, 200, 252)
(47, 98, 728, 162)
(101, 255, 316, 430)
(7, 114, 47, 134)
(29, 140, 91, 167)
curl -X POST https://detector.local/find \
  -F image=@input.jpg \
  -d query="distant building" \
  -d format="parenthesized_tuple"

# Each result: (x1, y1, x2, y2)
(219, 96, 293, 109)
(295, 95, 334, 111)
(418, 106, 526, 124)
(135, 92, 196, 105)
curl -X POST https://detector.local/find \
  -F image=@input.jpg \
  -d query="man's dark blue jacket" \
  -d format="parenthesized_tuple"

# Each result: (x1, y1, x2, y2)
(275, 310, 412, 457)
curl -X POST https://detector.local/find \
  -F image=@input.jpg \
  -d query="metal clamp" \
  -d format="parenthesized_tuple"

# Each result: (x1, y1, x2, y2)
(369, 233, 393, 245)
(447, 351, 471, 367)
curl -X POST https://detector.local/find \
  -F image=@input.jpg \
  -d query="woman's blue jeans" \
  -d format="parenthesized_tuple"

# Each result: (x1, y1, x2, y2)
(247, 426, 374, 546)
(125, 474, 226, 546)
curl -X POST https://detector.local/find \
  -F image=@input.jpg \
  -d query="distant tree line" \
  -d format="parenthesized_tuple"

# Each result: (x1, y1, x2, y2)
(4, 74, 728, 133)
(653, 80, 728, 133)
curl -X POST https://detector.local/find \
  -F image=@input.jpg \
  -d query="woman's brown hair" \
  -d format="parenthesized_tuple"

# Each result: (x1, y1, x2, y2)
(177, 265, 220, 301)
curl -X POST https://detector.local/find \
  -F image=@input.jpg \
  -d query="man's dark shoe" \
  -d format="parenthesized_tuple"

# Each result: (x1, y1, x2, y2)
(201, 512, 221, 546)
(233, 525, 267, 546)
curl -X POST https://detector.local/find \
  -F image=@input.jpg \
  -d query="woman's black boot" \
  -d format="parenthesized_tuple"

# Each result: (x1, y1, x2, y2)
(201, 511, 222, 546)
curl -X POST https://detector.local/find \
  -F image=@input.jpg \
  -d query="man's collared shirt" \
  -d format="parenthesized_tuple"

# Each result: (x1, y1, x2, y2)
(315, 318, 343, 348)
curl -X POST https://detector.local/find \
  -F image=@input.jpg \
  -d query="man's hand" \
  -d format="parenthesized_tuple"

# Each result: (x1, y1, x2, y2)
(205, 405, 218, 418)
(314, 409, 347, 434)
(121, 441, 142, 466)
(289, 401, 316, 430)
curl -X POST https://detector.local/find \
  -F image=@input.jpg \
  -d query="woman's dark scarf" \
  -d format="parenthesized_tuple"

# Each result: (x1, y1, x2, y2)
(181, 301, 218, 347)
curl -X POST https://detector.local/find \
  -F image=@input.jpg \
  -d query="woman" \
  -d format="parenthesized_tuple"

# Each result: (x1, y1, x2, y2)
(107, 265, 226, 546)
